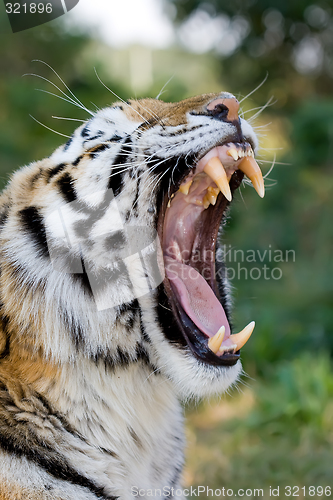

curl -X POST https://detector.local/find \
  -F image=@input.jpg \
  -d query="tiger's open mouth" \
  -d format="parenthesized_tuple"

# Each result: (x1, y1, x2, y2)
(159, 141, 264, 367)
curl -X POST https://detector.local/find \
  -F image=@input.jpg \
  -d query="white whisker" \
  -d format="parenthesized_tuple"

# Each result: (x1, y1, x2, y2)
(94, 68, 158, 124)
(52, 116, 86, 123)
(248, 96, 277, 123)
(29, 114, 71, 138)
(156, 75, 175, 100)
(239, 73, 269, 104)
(31, 59, 92, 114)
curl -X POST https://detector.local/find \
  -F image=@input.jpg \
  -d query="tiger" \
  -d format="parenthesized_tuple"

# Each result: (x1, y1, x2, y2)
(0, 91, 265, 499)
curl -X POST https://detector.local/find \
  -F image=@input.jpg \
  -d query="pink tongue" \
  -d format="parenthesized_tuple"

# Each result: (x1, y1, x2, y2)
(165, 257, 230, 338)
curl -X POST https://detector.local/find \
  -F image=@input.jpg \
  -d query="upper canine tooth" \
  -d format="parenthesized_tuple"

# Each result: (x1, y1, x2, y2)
(227, 148, 238, 161)
(238, 157, 265, 198)
(229, 321, 255, 350)
(203, 157, 232, 202)
(208, 326, 225, 354)
(179, 179, 193, 195)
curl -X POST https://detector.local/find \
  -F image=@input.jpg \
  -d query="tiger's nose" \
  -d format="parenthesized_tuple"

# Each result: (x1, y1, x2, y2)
(207, 97, 240, 122)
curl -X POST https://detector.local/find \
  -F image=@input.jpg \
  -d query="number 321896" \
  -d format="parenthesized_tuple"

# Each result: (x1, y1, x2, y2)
(5, 3, 53, 14)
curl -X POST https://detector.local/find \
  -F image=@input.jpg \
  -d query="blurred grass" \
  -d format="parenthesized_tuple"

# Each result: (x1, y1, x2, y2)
(184, 353, 333, 495)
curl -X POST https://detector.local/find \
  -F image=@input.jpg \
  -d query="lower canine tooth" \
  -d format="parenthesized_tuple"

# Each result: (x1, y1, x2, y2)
(229, 321, 255, 350)
(208, 326, 225, 354)
(238, 157, 265, 198)
(203, 157, 232, 202)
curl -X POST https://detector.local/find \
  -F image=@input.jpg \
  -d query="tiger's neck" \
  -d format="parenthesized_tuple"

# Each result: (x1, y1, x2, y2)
(4, 346, 185, 490)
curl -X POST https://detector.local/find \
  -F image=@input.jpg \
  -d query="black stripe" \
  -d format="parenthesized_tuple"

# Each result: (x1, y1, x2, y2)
(61, 309, 85, 351)
(30, 168, 43, 187)
(0, 206, 10, 229)
(116, 299, 139, 329)
(0, 297, 10, 360)
(135, 343, 154, 369)
(0, 332, 10, 360)
(0, 433, 116, 499)
(132, 174, 141, 217)
(107, 169, 124, 197)
(0, 307, 10, 360)
(139, 308, 151, 344)
(73, 155, 84, 167)
(109, 134, 123, 142)
(72, 258, 94, 298)
(57, 172, 77, 204)
(87, 131, 104, 142)
(63, 136, 73, 151)
(19, 206, 49, 258)
(107, 137, 132, 195)
(89, 144, 110, 159)
(81, 125, 90, 137)
(47, 163, 66, 182)
(156, 284, 187, 348)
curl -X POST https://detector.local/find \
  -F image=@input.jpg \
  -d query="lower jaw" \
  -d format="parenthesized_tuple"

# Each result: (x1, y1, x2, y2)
(175, 304, 240, 366)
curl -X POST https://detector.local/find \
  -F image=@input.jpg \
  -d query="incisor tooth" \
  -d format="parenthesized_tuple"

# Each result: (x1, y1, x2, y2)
(206, 186, 219, 205)
(219, 343, 237, 353)
(227, 148, 238, 161)
(203, 194, 211, 209)
(203, 157, 232, 202)
(179, 179, 193, 195)
(208, 186, 219, 196)
(208, 326, 225, 354)
(229, 321, 255, 350)
(238, 157, 265, 198)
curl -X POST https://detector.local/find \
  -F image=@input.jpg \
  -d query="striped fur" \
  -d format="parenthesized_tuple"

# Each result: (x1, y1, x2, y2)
(0, 94, 258, 499)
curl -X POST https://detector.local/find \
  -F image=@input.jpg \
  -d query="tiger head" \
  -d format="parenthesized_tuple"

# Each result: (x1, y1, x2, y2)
(2, 92, 264, 401)
(76, 92, 262, 398)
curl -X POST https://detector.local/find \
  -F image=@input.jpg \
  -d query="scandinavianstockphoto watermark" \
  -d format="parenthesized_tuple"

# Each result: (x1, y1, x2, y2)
(3, 0, 80, 33)
(45, 187, 295, 311)
(218, 244, 296, 282)
(165, 244, 296, 283)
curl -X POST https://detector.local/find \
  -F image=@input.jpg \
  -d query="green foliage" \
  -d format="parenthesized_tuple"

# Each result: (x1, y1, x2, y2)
(249, 353, 333, 430)
(168, 0, 333, 102)
(186, 354, 333, 493)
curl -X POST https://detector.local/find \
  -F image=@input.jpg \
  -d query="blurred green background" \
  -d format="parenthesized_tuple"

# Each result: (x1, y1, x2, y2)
(0, 0, 332, 495)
